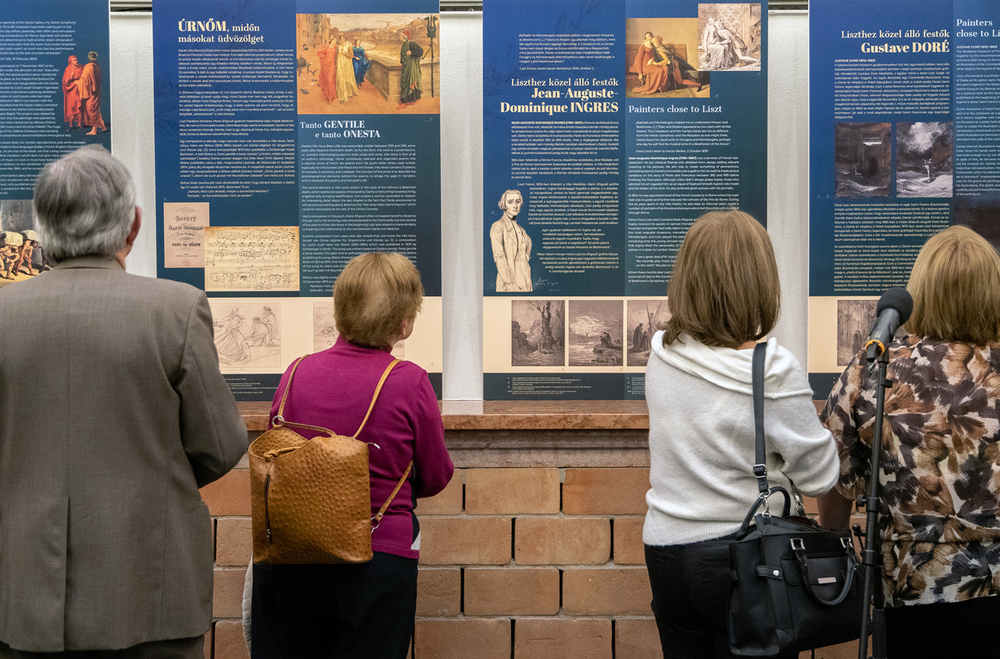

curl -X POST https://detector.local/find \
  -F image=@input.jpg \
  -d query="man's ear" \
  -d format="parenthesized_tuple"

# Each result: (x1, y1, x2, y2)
(126, 207, 142, 247)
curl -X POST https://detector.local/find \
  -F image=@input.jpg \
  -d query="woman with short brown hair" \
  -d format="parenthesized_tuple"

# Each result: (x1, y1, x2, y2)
(643, 210, 839, 658)
(819, 225, 1000, 658)
(251, 252, 453, 659)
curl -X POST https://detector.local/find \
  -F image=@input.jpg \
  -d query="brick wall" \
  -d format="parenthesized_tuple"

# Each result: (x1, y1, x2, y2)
(199, 448, 865, 659)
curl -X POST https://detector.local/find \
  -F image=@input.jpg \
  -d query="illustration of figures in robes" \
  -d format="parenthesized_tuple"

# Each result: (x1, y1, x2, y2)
(260, 305, 278, 347)
(239, 317, 272, 356)
(214, 307, 248, 363)
(701, 18, 727, 70)
(336, 35, 359, 103)
(398, 29, 424, 108)
(650, 36, 701, 91)
(77, 52, 107, 135)
(490, 189, 532, 292)
(631, 323, 650, 353)
(715, 19, 758, 67)
(632, 33, 702, 95)
(352, 39, 370, 87)
(62, 55, 83, 130)
(701, 16, 757, 70)
(630, 32, 664, 92)
(317, 43, 338, 104)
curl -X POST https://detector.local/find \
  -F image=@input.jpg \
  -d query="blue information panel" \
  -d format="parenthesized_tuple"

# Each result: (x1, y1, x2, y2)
(0, 0, 110, 286)
(808, 1, 995, 398)
(483, 0, 767, 400)
(153, 0, 442, 400)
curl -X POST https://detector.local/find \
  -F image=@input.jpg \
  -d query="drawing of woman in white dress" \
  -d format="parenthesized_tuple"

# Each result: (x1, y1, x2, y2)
(214, 307, 248, 363)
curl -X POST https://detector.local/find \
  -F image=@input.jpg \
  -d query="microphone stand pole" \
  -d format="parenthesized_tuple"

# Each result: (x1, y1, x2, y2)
(857, 343, 889, 659)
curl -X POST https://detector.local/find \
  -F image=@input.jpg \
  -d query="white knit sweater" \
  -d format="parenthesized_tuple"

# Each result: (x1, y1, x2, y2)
(643, 331, 839, 546)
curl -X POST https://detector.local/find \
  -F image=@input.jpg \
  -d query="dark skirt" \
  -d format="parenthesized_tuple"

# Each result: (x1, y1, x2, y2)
(251, 552, 418, 659)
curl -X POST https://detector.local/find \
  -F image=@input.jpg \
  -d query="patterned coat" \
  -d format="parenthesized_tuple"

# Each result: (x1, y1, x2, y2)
(821, 334, 1000, 607)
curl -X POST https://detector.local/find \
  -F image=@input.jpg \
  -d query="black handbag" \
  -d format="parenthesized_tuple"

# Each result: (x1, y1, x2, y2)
(728, 343, 864, 656)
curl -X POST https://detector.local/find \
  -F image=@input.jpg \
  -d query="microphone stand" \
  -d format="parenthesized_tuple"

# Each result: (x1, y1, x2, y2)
(857, 342, 889, 659)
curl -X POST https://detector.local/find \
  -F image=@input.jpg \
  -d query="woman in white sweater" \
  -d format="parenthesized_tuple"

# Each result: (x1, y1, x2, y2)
(643, 210, 840, 659)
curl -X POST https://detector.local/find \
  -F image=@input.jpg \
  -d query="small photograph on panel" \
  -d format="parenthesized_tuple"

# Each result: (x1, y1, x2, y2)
(836, 299, 877, 366)
(954, 196, 1000, 253)
(209, 302, 282, 368)
(896, 122, 953, 198)
(835, 122, 891, 198)
(296, 13, 440, 115)
(511, 300, 565, 367)
(625, 18, 709, 98)
(568, 300, 624, 366)
(697, 4, 761, 72)
(0, 199, 48, 284)
(627, 299, 670, 366)
(313, 299, 405, 358)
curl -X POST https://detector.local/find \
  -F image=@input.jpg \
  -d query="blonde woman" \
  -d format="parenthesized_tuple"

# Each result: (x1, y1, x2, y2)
(643, 210, 838, 659)
(251, 253, 453, 658)
(819, 225, 1000, 658)
(335, 35, 359, 102)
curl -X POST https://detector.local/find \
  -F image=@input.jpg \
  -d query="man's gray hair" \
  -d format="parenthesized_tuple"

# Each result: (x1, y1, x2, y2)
(33, 145, 136, 261)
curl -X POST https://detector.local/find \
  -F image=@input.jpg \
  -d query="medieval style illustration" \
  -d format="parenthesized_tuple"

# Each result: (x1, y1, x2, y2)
(568, 300, 624, 366)
(0, 200, 49, 284)
(835, 122, 892, 198)
(511, 300, 565, 367)
(697, 4, 761, 72)
(209, 302, 282, 369)
(296, 13, 440, 115)
(61, 51, 108, 134)
(836, 299, 878, 366)
(896, 122, 953, 198)
(627, 299, 670, 366)
(625, 18, 708, 98)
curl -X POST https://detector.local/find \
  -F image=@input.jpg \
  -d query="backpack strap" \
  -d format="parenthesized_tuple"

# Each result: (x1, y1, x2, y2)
(352, 359, 400, 438)
(371, 461, 414, 532)
(271, 356, 335, 435)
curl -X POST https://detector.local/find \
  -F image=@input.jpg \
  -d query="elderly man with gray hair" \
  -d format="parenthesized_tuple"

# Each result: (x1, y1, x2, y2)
(0, 145, 248, 658)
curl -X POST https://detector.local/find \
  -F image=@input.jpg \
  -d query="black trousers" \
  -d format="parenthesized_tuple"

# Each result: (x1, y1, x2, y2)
(251, 552, 417, 659)
(884, 595, 1000, 658)
(645, 539, 797, 659)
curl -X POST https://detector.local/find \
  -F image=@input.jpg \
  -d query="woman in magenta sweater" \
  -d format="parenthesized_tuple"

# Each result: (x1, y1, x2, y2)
(251, 252, 454, 659)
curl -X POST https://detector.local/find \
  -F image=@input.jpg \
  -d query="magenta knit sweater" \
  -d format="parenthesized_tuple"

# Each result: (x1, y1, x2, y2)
(268, 336, 453, 559)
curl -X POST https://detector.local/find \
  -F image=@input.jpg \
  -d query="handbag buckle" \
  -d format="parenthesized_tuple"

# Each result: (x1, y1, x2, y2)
(757, 489, 771, 516)
(841, 537, 854, 552)
(272, 415, 285, 427)
(790, 538, 805, 552)
(370, 516, 380, 533)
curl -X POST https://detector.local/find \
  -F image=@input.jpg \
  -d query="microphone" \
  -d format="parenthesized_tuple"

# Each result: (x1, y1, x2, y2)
(866, 287, 913, 362)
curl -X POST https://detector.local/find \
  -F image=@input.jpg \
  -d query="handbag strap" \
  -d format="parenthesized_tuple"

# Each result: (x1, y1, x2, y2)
(751, 342, 769, 494)
(353, 359, 401, 439)
(372, 460, 414, 532)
